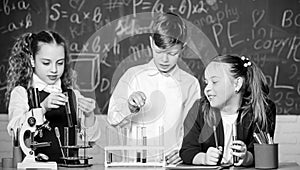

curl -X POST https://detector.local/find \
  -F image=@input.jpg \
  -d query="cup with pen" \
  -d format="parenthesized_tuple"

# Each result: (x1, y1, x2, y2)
(12, 128, 23, 168)
(253, 123, 278, 169)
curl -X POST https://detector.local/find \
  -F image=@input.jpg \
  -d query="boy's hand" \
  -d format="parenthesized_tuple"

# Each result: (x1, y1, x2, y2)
(128, 91, 146, 113)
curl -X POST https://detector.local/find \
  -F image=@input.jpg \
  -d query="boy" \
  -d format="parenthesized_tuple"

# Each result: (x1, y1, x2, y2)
(107, 12, 201, 165)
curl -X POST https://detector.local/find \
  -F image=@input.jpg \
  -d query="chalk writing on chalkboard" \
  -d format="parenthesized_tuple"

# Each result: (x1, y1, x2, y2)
(0, 0, 299, 115)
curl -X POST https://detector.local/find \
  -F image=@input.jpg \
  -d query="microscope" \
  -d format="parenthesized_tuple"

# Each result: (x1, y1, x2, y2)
(17, 88, 57, 170)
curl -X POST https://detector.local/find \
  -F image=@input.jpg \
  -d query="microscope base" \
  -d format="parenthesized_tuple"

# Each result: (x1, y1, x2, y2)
(18, 162, 57, 170)
(17, 156, 57, 170)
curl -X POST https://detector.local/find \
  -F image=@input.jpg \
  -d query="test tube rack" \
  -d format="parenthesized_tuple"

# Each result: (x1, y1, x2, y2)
(58, 145, 93, 167)
(104, 145, 165, 167)
(57, 126, 93, 168)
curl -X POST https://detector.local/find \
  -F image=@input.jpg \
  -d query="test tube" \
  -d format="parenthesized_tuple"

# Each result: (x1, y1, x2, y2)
(142, 127, 147, 163)
(83, 128, 87, 164)
(63, 92, 73, 127)
(136, 152, 141, 163)
(159, 126, 164, 162)
(31, 88, 40, 108)
(122, 127, 129, 162)
(73, 125, 79, 159)
(106, 126, 110, 146)
(106, 126, 112, 164)
(64, 127, 69, 157)
(232, 123, 238, 164)
(108, 152, 113, 164)
(136, 126, 141, 163)
(74, 125, 78, 146)
(77, 108, 83, 131)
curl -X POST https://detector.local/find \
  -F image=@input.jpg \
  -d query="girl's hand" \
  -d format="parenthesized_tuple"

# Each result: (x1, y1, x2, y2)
(166, 150, 182, 165)
(205, 147, 222, 165)
(78, 97, 96, 117)
(41, 92, 68, 111)
(231, 140, 247, 166)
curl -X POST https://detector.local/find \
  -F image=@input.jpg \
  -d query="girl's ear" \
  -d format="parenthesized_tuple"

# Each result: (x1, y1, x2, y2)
(234, 77, 244, 93)
(30, 55, 35, 67)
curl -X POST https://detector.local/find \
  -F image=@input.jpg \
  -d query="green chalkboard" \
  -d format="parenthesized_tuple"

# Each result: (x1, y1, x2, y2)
(0, 0, 299, 115)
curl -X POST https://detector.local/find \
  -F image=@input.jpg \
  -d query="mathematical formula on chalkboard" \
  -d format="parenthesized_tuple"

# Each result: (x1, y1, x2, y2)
(0, 0, 299, 114)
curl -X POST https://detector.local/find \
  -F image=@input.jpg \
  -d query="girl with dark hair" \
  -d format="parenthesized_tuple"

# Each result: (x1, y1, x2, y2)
(180, 54, 276, 166)
(6, 31, 100, 163)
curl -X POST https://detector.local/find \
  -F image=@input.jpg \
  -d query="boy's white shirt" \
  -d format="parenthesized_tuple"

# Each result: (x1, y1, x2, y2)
(107, 60, 201, 155)
(7, 74, 100, 142)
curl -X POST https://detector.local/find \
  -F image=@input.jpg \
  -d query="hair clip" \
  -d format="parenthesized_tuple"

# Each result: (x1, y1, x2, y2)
(243, 62, 252, 67)
(241, 56, 252, 68)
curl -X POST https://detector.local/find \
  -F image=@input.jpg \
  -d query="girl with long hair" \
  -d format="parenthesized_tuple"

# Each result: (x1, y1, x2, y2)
(180, 54, 276, 166)
(6, 31, 100, 163)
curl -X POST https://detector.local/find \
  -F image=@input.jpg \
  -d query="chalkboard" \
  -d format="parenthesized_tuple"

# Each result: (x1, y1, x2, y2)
(0, 0, 299, 115)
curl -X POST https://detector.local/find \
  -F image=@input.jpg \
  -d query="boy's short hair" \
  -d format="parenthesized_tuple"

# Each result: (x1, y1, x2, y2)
(151, 12, 187, 49)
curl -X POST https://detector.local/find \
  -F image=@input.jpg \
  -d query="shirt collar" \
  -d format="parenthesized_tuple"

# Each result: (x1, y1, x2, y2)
(32, 73, 62, 93)
(146, 59, 182, 81)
